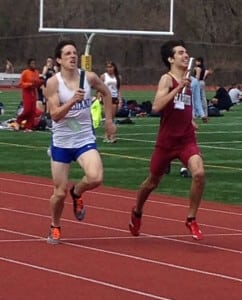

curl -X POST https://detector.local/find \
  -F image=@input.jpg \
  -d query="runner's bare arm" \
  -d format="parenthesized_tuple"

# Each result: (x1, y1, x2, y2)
(86, 71, 113, 123)
(152, 74, 177, 113)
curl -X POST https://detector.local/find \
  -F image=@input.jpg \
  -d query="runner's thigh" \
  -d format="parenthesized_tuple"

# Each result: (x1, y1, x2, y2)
(51, 160, 70, 187)
(77, 149, 103, 179)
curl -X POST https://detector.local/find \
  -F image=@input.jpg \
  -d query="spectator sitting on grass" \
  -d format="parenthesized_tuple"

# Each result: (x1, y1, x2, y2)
(228, 84, 242, 105)
(209, 85, 233, 111)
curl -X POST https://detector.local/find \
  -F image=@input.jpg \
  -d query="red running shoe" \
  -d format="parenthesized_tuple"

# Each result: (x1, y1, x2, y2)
(129, 207, 142, 236)
(47, 226, 61, 245)
(185, 220, 203, 240)
(70, 186, 86, 221)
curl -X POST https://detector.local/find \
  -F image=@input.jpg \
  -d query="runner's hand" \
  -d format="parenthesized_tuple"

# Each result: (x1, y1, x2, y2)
(105, 119, 116, 138)
(72, 89, 85, 103)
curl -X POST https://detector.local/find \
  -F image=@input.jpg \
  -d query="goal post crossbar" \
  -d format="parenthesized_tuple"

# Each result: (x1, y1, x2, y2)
(39, 0, 174, 36)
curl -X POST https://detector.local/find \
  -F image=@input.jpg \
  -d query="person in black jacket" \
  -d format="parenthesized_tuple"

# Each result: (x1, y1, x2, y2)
(210, 85, 233, 111)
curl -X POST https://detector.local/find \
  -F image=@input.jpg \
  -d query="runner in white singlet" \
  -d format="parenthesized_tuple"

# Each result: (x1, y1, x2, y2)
(45, 40, 116, 244)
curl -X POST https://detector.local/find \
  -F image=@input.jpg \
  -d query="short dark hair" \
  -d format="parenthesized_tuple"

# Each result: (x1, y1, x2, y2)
(160, 40, 186, 69)
(54, 39, 77, 62)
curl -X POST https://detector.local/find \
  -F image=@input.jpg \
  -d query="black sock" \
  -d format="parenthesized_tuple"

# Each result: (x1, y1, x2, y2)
(71, 186, 79, 198)
(134, 210, 142, 218)
(187, 217, 196, 223)
(51, 225, 61, 229)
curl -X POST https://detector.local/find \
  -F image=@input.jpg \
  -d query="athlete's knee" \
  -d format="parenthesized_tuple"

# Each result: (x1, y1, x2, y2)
(53, 185, 68, 201)
(189, 155, 205, 183)
(86, 170, 103, 187)
(141, 174, 161, 191)
(90, 177, 103, 188)
(192, 168, 205, 184)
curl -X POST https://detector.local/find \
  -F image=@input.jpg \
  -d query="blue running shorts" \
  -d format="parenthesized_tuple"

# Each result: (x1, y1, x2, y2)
(51, 143, 97, 163)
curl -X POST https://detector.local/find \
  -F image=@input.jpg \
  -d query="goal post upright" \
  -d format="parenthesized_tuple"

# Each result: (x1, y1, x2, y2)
(81, 33, 96, 71)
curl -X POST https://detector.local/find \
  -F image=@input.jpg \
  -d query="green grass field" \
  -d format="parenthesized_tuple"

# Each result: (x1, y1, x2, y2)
(0, 89, 242, 205)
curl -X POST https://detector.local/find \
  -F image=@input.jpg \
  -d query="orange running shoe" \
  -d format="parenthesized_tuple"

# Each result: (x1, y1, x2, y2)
(47, 226, 61, 244)
(185, 220, 203, 240)
(129, 207, 142, 236)
(70, 186, 86, 221)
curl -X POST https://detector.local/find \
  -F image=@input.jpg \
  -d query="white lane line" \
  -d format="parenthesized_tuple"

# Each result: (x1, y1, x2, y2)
(1, 205, 242, 257)
(1, 178, 242, 217)
(0, 256, 172, 300)
(1, 193, 242, 234)
(1, 228, 242, 284)
(1, 233, 241, 244)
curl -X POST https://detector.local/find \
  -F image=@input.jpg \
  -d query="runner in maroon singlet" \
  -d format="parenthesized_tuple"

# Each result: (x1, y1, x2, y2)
(129, 40, 205, 240)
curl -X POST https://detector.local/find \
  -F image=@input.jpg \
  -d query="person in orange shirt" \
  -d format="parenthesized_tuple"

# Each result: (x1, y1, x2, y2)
(15, 58, 43, 131)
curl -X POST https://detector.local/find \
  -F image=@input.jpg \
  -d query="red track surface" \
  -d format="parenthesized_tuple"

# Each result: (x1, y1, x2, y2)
(0, 173, 242, 300)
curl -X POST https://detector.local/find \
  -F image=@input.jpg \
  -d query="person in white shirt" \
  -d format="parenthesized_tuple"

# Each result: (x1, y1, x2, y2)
(100, 61, 122, 143)
(228, 84, 242, 104)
